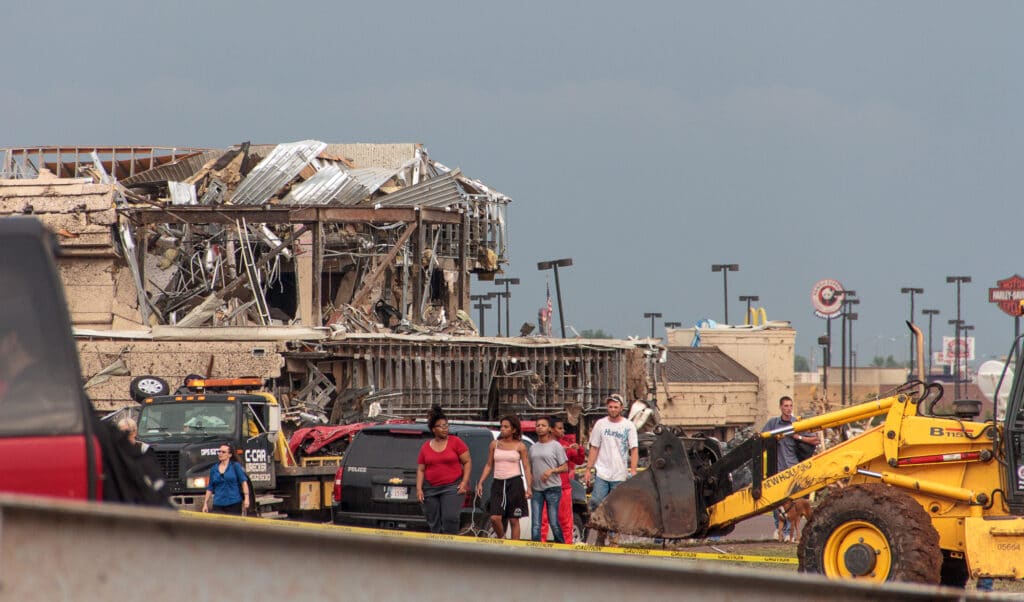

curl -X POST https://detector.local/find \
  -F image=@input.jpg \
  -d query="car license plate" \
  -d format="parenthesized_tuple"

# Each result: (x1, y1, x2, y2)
(385, 485, 408, 500)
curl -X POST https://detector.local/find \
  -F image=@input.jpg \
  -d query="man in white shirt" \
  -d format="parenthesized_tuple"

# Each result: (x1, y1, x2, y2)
(583, 394, 638, 510)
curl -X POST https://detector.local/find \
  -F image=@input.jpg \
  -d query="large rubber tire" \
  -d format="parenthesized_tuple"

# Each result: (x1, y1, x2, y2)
(798, 483, 941, 584)
(129, 375, 170, 402)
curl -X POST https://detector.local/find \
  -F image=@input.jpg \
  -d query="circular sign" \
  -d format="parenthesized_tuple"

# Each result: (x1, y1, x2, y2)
(811, 279, 845, 319)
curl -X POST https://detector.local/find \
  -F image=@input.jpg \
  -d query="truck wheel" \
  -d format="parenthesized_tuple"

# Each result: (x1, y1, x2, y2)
(572, 512, 585, 544)
(798, 483, 941, 584)
(130, 375, 170, 402)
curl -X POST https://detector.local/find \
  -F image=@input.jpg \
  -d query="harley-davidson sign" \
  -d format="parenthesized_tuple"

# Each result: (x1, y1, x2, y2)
(989, 275, 1024, 317)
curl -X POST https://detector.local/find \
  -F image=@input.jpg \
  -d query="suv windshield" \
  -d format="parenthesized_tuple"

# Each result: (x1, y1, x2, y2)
(345, 430, 428, 469)
(138, 403, 237, 439)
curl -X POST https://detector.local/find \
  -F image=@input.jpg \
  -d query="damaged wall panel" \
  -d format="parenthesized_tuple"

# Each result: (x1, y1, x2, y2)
(78, 339, 286, 411)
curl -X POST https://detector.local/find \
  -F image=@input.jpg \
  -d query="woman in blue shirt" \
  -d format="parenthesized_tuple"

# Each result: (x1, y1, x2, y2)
(202, 443, 250, 515)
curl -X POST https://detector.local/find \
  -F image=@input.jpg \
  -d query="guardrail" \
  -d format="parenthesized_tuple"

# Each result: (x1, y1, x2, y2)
(0, 495, 989, 600)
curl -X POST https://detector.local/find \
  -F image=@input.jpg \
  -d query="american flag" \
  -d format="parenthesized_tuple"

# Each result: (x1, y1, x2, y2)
(543, 282, 553, 335)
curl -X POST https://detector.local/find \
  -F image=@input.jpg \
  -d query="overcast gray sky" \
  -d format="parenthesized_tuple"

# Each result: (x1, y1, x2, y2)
(5, 1, 1023, 368)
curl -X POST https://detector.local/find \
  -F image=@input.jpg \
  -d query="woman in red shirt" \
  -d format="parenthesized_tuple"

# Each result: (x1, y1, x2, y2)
(416, 405, 471, 534)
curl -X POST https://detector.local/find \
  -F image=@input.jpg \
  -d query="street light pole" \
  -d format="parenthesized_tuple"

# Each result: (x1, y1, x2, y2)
(494, 277, 520, 337)
(900, 287, 924, 376)
(948, 318, 963, 397)
(711, 264, 739, 324)
(946, 276, 972, 399)
(921, 309, 939, 376)
(492, 291, 508, 337)
(818, 335, 830, 405)
(961, 324, 975, 395)
(538, 259, 573, 338)
(847, 312, 858, 403)
(643, 312, 662, 338)
(739, 295, 759, 324)
(470, 294, 493, 336)
(839, 291, 857, 406)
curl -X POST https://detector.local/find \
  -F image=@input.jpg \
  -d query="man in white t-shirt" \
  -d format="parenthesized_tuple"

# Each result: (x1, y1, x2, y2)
(583, 394, 639, 511)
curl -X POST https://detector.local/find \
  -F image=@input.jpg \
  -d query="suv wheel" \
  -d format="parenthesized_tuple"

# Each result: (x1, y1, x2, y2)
(130, 375, 170, 402)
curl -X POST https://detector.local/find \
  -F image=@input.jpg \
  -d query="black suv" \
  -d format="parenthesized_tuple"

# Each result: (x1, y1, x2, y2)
(332, 423, 589, 539)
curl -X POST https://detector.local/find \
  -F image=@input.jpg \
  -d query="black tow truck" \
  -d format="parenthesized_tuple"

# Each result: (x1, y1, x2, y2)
(136, 377, 338, 519)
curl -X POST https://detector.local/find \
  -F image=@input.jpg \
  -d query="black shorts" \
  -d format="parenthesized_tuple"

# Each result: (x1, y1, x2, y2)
(487, 477, 529, 519)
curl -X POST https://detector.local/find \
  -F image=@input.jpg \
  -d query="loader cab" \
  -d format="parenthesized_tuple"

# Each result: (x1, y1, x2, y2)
(0, 218, 99, 500)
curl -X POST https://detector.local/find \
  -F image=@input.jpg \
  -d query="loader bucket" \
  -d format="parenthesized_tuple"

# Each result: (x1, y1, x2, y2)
(587, 429, 704, 539)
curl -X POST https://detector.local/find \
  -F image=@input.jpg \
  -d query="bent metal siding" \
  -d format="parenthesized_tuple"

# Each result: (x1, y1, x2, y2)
(284, 338, 642, 420)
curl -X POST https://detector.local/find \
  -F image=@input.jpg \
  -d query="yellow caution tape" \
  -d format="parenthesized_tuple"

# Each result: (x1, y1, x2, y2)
(182, 511, 797, 565)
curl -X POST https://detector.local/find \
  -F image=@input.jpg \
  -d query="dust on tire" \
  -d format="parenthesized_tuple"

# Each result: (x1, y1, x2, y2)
(798, 483, 941, 584)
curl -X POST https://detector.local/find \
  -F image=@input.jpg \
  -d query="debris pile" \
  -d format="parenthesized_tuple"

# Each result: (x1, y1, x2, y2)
(13, 142, 510, 335)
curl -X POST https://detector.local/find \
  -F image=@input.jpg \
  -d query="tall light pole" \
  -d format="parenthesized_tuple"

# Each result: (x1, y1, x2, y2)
(839, 291, 858, 406)
(470, 293, 493, 336)
(818, 335, 830, 405)
(900, 287, 924, 376)
(494, 277, 520, 337)
(643, 312, 662, 338)
(847, 312, 858, 403)
(538, 258, 573, 338)
(664, 321, 682, 329)
(739, 295, 759, 324)
(961, 324, 975, 395)
(921, 308, 939, 376)
(948, 318, 963, 398)
(711, 264, 739, 324)
(491, 291, 508, 337)
(946, 276, 971, 399)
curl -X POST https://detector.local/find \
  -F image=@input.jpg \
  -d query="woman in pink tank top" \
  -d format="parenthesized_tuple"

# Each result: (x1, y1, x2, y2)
(476, 415, 532, 539)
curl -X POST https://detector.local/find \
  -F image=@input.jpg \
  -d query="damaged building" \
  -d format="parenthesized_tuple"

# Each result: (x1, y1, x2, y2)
(1, 144, 658, 427)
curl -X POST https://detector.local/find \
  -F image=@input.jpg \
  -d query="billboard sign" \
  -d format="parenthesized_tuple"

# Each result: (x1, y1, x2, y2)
(811, 279, 845, 319)
(989, 274, 1024, 317)
(942, 336, 975, 363)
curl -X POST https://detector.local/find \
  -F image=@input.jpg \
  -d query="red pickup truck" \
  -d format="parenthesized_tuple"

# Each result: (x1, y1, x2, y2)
(0, 217, 165, 504)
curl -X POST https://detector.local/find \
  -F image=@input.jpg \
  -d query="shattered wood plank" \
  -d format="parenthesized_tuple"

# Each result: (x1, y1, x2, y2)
(349, 223, 418, 310)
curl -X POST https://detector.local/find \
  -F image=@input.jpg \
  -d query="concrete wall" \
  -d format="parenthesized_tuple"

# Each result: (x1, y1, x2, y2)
(669, 325, 796, 429)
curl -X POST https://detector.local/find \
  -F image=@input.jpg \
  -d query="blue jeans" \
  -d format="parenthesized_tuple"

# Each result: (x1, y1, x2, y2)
(773, 507, 791, 539)
(531, 487, 563, 543)
(589, 476, 624, 511)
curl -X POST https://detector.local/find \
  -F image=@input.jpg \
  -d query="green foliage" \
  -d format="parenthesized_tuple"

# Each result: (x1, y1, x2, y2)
(580, 328, 613, 339)
(870, 355, 907, 368)
(794, 354, 810, 372)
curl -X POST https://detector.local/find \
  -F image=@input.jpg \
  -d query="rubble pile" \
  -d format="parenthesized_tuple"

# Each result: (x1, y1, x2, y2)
(80, 140, 509, 335)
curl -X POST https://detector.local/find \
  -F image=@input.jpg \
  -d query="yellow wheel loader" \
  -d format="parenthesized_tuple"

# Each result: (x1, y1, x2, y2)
(590, 325, 1024, 586)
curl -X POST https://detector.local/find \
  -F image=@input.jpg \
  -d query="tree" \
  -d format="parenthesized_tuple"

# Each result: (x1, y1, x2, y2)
(580, 328, 613, 339)
(794, 354, 810, 372)
(884, 355, 906, 369)
(871, 356, 885, 368)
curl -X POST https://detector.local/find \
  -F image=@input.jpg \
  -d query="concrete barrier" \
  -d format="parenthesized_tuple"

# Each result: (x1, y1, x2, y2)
(0, 495, 987, 601)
